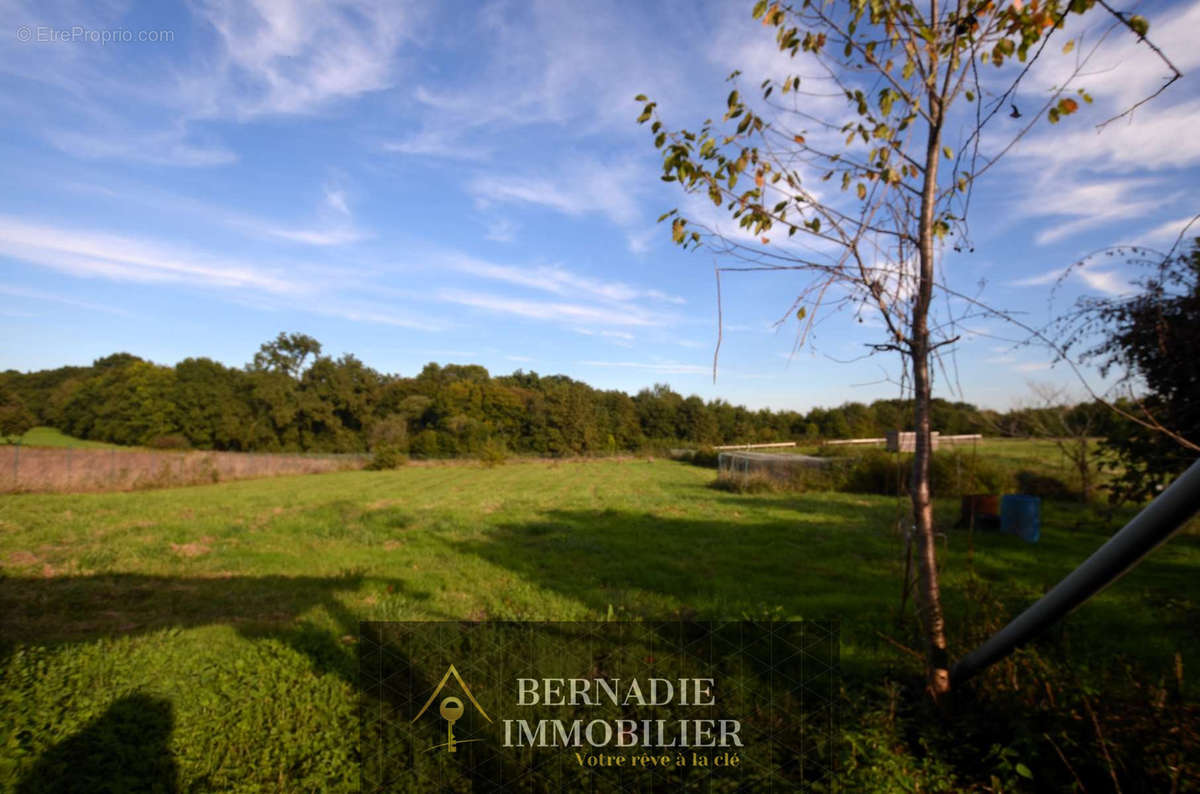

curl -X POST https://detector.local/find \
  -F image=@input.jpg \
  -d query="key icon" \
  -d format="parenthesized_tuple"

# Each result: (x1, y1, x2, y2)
(440, 697, 464, 752)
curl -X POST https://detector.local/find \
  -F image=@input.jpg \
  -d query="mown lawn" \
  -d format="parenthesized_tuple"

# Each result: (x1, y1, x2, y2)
(13, 426, 125, 449)
(1, 458, 1197, 791)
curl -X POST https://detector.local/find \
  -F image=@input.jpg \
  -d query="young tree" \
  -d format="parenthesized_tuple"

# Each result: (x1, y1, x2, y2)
(637, 0, 1174, 699)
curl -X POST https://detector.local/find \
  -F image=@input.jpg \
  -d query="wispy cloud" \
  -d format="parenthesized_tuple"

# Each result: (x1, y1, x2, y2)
(468, 158, 645, 227)
(1142, 214, 1200, 248)
(382, 131, 493, 161)
(1076, 268, 1131, 296)
(440, 254, 684, 305)
(436, 289, 663, 328)
(1020, 177, 1176, 245)
(61, 179, 367, 248)
(579, 360, 709, 374)
(483, 218, 518, 243)
(1007, 263, 1130, 296)
(253, 185, 366, 246)
(183, 0, 418, 120)
(1008, 267, 1066, 288)
(0, 216, 301, 293)
(46, 127, 237, 168)
(5, 0, 421, 167)
(0, 284, 133, 317)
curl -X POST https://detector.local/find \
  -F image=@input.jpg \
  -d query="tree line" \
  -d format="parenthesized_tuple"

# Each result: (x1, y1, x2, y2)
(0, 331, 1120, 457)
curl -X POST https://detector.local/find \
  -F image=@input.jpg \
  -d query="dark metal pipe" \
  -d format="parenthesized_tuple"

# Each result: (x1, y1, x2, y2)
(951, 456, 1200, 686)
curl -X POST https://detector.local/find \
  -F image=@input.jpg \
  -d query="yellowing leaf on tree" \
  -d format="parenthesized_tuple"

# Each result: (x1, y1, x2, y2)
(794, 134, 805, 144)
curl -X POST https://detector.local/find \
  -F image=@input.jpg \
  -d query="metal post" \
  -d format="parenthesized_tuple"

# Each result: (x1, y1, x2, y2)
(952, 456, 1200, 686)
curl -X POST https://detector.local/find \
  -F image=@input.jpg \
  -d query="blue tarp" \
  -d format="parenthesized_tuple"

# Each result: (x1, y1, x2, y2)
(1001, 494, 1041, 543)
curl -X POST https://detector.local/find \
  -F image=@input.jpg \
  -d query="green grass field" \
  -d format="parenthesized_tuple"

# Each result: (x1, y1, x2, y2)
(1, 458, 1197, 790)
(13, 426, 126, 449)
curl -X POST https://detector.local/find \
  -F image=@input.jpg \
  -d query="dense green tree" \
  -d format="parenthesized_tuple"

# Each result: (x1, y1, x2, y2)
(251, 332, 322, 379)
(1064, 240, 1200, 501)
(0, 384, 35, 441)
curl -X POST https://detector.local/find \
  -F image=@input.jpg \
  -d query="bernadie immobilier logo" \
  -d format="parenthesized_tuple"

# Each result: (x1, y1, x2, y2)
(412, 662, 744, 767)
(361, 621, 838, 791)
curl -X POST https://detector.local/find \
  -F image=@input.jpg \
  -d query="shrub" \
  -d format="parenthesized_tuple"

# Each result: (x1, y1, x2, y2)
(367, 415, 408, 453)
(842, 450, 905, 495)
(146, 434, 190, 450)
(407, 429, 440, 458)
(840, 449, 1012, 497)
(1015, 469, 1075, 500)
(930, 450, 1012, 496)
(477, 439, 509, 467)
(690, 446, 720, 468)
(367, 446, 408, 470)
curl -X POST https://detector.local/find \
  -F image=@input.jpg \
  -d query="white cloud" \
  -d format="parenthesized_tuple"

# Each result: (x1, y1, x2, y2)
(46, 128, 237, 168)
(0, 284, 133, 317)
(483, 218, 518, 243)
(303, 300, 446, 331)
(60, 179, 367, 248)
(579, 360, 709, 375)
(1142, 214, 1200, 248)
(1076, 268, 1131, 296)
(254, 185, 365, 246)
(1007, 263, 1129, 296)
(1021, 2, 1200, 125)
(1016, 100, 1200, 174)
(1008, 267, 1065, 288)
(1013, 176, 1177, 245)
(3, 1, 421, 169)
(183, 0, 417, 120)
(626, 227, 657, 255)
(468, 158, 645, 227)
(0, 216, 301, 293)
(382, 131, 493, 161)
(436, 289, 663, 328)
(439, 254, 684, 305)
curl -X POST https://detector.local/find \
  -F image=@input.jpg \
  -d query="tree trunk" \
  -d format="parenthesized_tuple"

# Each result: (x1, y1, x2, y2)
(913, 29, 951, 699)
(910, 342, 950, 699)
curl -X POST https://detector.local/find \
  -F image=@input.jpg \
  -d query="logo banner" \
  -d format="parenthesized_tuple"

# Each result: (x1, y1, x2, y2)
(360, 620, 839, 792)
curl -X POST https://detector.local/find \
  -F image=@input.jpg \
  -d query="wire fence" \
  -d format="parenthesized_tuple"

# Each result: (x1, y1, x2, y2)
(717, 451, 834, 484)
(1, 446, 369, 494)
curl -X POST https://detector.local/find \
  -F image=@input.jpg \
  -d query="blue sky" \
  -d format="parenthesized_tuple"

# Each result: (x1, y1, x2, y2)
(1, 0, 1197, 412)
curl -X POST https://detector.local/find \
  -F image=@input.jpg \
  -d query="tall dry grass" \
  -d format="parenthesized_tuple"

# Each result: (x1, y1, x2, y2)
(0, 446, 367, 493)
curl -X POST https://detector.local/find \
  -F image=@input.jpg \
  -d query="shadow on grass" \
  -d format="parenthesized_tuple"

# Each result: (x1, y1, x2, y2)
(15, 693, 178, 794)
(0, 572, 436, 685)
(2, 497, 1197, 791)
